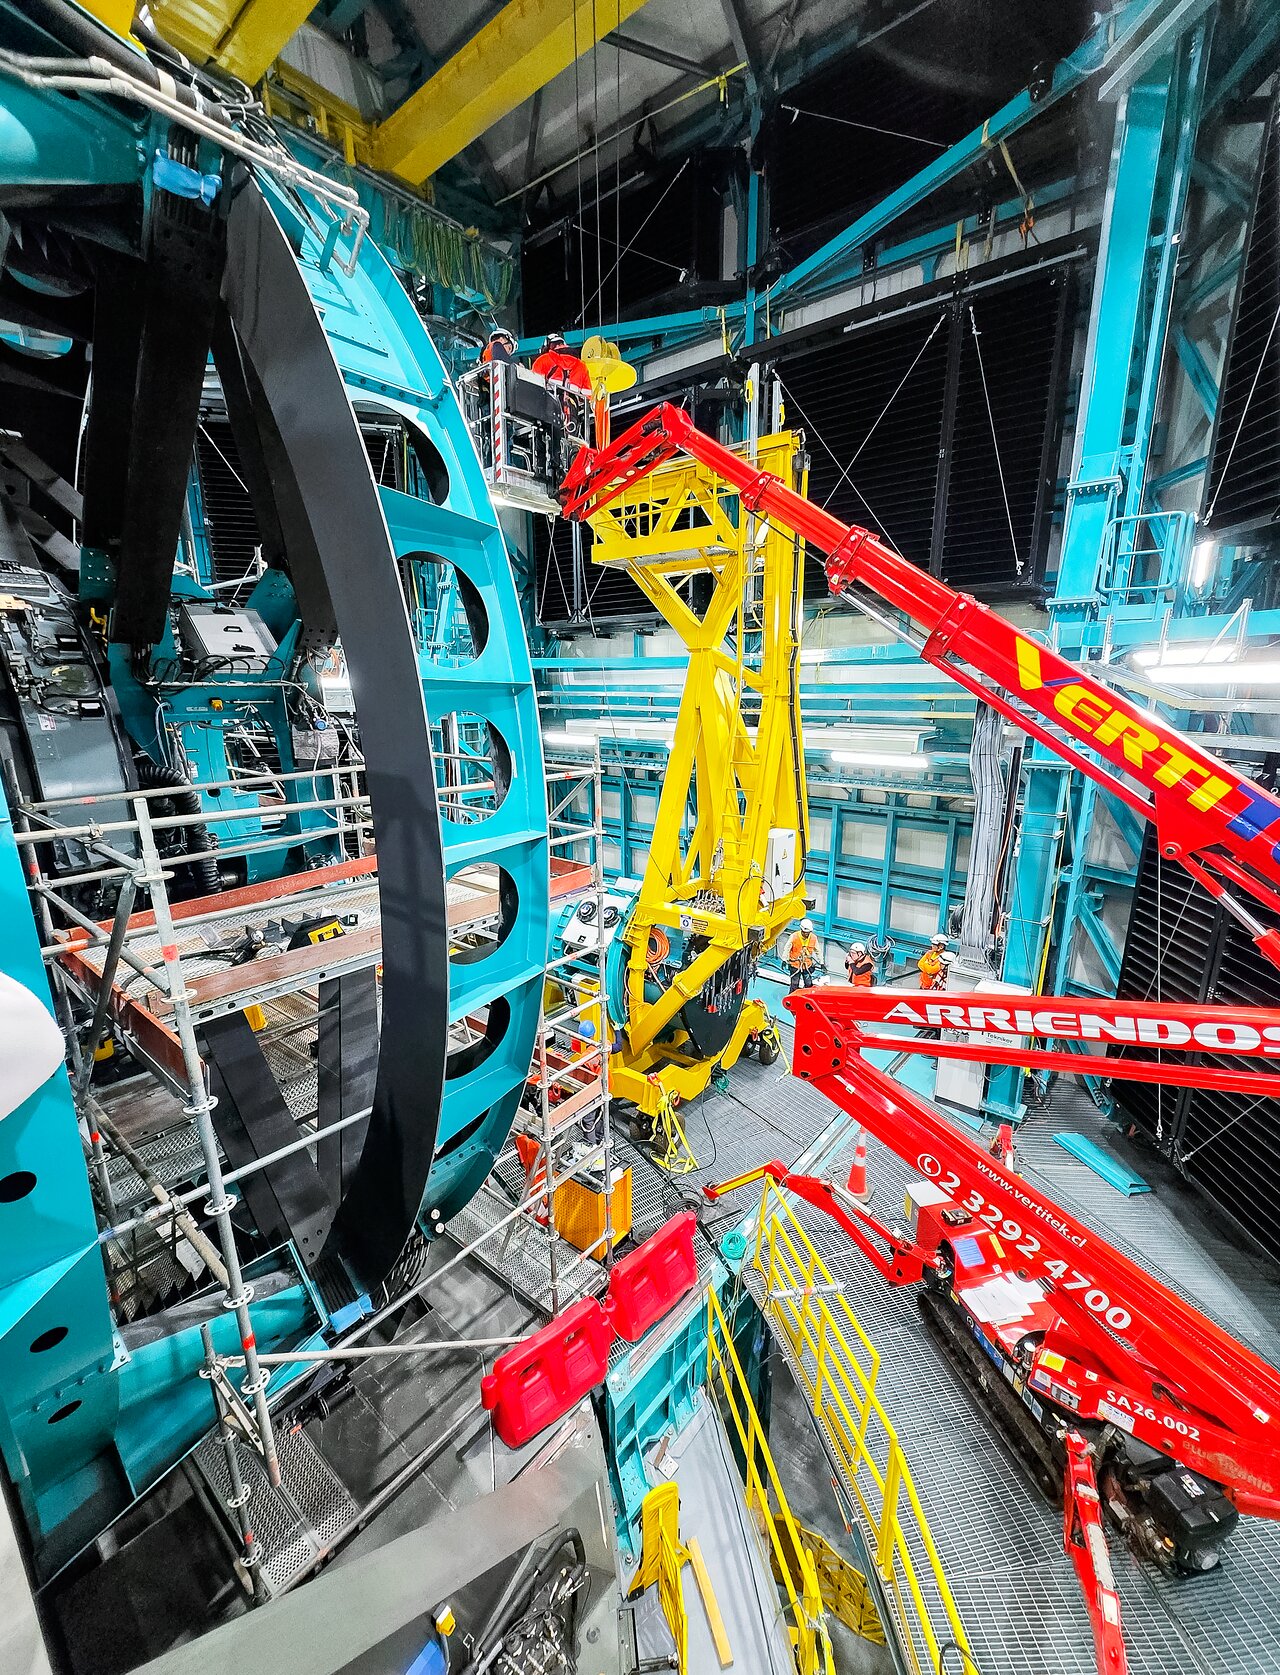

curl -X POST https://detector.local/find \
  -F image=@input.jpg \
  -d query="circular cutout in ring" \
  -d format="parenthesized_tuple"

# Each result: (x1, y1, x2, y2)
(400, 553, 489, 666)
(448, 862, 519, 965)
(433, 713, 511, 825)
(446, 995, 512, 1080)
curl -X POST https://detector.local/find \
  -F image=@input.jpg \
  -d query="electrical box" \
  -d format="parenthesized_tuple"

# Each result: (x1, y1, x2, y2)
(766, 827, 798, 897)
(935, 976, 1031, 1116)
(178, 604, 276, 670)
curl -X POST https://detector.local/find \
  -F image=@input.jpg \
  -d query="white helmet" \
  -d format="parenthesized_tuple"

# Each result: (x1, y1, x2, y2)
(851, 942, 867, 954)
(931, 933, 948, 947)
(801, 918, 814, 935)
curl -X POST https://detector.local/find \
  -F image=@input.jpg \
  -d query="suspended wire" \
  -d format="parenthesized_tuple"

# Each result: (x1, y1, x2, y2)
(967, 303, 1021, 574)
(577, 158, 691, 327)
(773, 374, 903, 554)
(615, 0, 622, 335)
(1205, 296, 1280, 521)
(571, 2, 587, 326)
(590, 0, 604, 334)
(780, 104, 947, 149)
(568, 223, 686, 274)
(817, 314, 944, 512)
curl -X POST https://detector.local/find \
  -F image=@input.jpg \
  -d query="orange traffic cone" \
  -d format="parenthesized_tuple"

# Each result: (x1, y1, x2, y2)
(847, 1128, 870, 1201)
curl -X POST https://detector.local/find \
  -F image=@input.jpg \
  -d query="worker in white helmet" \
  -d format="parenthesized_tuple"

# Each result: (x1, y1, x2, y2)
(786, 917, 820, 993)
(918, 933, 950, 990)
(845, 941, 875, 988)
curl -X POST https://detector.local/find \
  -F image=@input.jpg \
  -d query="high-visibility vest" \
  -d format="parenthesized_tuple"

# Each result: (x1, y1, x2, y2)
(848, 955, 874, 987)
(789, 932, 818, 968)
(918, 950, 943, 988)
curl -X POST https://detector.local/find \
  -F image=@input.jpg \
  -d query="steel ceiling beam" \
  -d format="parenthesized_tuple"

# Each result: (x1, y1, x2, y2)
(716, 0, 759, 96)
(771, 0, 1194, 305)
(604, 29, 714, 78)
(372, 0, 652, 186)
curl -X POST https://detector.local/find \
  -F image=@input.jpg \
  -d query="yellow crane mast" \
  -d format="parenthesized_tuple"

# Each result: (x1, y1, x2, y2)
(586, 429, 810, 1163)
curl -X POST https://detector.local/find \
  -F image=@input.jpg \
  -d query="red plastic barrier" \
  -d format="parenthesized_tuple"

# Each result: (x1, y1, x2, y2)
(480, 1214, 701, 1448)
(480, 1295, 614, 1448)
(603, 1211, 698, 1343)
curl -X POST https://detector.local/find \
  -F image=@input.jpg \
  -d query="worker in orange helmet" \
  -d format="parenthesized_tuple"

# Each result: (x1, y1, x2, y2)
(845, 941, 875, 987)
(917, 933, 950, 990)
(481, 326, 519, 364)
(531, 331, 592, 391)
(787, 918, 820, 993)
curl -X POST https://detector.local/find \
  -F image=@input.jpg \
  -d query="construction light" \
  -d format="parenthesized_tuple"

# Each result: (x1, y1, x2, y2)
(1133, 643, 1235, 669)
(830, 749, 932, 768)
(1190, 541, 1218, 588)
(1148, 662, 1280, 688)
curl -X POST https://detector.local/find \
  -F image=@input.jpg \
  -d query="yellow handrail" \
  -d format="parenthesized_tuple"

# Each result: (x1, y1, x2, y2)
(751, 1178, 982, 1675)
(705, 1288, 835, 1675)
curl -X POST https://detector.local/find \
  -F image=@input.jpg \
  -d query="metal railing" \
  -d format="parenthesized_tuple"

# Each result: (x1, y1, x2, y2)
(1098, 509, 1195, 603)
(750, 1179, 980, 1675)
(705, 1287, 835, 1675)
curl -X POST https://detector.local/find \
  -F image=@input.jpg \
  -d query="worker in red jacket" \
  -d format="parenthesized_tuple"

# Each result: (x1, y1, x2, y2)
(532, 331, 591, 390)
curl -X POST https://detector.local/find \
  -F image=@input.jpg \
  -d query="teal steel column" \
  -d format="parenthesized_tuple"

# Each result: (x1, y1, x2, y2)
(993, 60, 1180, 1116)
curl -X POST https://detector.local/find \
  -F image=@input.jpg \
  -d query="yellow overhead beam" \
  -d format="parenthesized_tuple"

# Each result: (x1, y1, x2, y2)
(373, 0, 652, 186)
(149, 0, 317, 87)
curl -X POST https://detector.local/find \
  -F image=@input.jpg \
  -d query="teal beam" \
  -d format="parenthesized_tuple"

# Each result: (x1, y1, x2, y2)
(1147, 453, 1209, 492)
(1181, 252, 1241, 315)
(1174, 324, 1219, 418)
(771, 0, 1178, 306)
(0, 75, 143, 189)
(1190, 153, 1253, 212)
(516, 303, 741, 355)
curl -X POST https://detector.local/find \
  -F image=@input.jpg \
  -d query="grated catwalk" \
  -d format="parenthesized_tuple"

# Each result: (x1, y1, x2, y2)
(613, 1034, 1280, 1675)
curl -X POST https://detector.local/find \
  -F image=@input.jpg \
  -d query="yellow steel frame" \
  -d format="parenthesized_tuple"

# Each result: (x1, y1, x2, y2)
(148, 0, 316, 87)
(589, 433, 809, 1122)
(706, 1287, 834, 1674)
(750, 1178, 981, 1675)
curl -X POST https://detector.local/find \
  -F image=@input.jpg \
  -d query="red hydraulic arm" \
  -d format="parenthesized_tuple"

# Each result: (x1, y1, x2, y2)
(783, 986, 1280, 1514)
(561, 406, 1280, 966)
(789, 987, 1280, 1100)
(1064, 1432, 1129, 1675)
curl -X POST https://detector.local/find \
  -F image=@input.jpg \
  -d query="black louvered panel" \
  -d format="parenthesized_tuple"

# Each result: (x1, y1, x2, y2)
(941, 273, 1068, 593)
(1111, 795, 1280, 1263)
(194, 417, 260, 587)
(779, 309, 949, 595)
(1202, 93, 1280, 539)
(768, 0, 1094, 264)
(1177, 890, 1280, 1259)
(533, 515, 652, 627)
(1109, 831, 1212, 1148)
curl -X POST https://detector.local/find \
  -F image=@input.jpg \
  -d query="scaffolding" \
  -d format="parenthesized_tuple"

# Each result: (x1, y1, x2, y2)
(447, 746, 621, 1314)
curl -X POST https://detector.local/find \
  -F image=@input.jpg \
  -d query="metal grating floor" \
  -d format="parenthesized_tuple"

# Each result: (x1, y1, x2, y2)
(194, 1421, 359, 1596)
(642, 1037, 1280, 1674)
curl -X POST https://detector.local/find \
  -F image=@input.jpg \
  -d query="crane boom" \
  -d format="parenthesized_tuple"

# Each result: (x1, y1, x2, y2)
(561, 405, 1280, 964)
(782, 984, 1280, 1507)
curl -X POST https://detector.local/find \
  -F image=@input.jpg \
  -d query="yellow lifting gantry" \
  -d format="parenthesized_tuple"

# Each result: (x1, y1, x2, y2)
(587, 430, 810, 1161)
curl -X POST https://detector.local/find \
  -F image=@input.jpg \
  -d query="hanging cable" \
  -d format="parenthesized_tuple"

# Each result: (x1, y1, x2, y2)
(967, 302, 1022, 574)
(781, 104, 946, 148)
(818, 313, 945, 511)
(774, 374, 904, 553)
(571, 1, 587, 326)
(1205, 297, 1280, 522)
(590, 0, 604, 333)
(577, 158, 691, 327)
